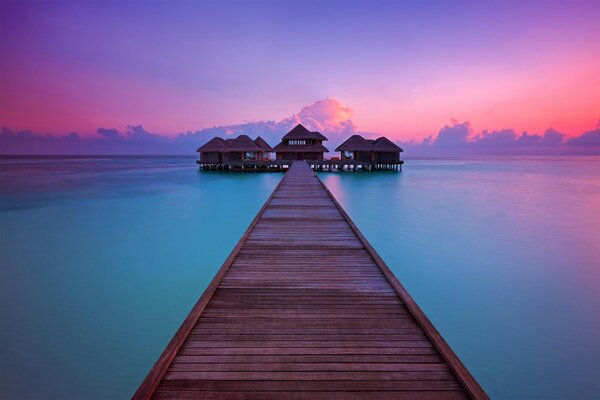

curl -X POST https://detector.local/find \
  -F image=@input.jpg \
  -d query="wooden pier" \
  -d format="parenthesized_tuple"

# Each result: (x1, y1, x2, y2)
(134, 161, 487, 399)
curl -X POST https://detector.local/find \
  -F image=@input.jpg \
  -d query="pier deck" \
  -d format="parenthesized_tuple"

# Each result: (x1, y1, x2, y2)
(134, 161, 487, 399)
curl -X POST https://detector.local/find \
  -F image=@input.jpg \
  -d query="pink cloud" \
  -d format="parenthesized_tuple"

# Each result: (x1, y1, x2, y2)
(285, 98, 357, 135)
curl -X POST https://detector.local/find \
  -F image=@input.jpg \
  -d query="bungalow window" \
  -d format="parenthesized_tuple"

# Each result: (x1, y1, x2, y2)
(244, 151, 255, 159)
(289, 140, 307, 145)
(343, 151, 353, 159)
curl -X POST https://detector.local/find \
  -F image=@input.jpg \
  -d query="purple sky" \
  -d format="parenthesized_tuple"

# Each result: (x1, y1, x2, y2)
(1, 0, 599, 154)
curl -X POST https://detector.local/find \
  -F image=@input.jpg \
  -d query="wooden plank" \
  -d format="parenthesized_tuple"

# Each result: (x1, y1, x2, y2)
(163, 370, 457, 381)
(172, 354, 445, 363)
(181, 340, 434, 348)
(154, 390, 467, 400)
(177, 347, 440, 356)
(167, 362, 450, 372)
(134, 161, 487, 399)
(184, 334, 428, 341)
(156, 379, 461, 391)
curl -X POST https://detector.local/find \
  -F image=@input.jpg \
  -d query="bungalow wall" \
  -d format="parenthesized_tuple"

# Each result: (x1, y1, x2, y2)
(276, 152, 324, 160)
(356, 151, 372, 162)
(223, 152, 262, 162)
(201, 151, 221, 163)
(375, 152, 400, 163)
(303, 152, 323, 160)
(226, 152, 242, 162)
(341, 151, 375, 162)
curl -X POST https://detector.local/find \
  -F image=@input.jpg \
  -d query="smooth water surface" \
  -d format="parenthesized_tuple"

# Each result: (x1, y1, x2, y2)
(321, 156, 600, 400)
(1, 156, 599, 399)
(0, 156, 281, 399)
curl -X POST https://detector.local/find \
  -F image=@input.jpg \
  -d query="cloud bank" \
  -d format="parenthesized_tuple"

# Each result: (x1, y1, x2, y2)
(401, 120, 600, 156)
(0, 99, 365, 155)
(1, 99, 599, 155)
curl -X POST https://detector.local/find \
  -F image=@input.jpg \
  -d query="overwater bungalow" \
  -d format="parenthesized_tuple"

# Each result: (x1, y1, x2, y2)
(196, 135, 273, 168)
(196, 130, 402, 171)
(273, 124, 329, 160)
(253, 136, 274, 160)
(335, 134, 403, 169)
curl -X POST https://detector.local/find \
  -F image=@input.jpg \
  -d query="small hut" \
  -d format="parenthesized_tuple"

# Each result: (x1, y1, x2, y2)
(254, 136, 273, 160)
(371, 136, 403, 163)
(273, 124, 329, 160)
(197, 135, 273, 163)
(197, 137, 227, 164)
(336, 135, 374, 162)
(335, 134, 403, 164)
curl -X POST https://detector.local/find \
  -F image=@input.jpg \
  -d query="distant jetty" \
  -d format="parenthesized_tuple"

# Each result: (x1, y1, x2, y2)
(196, 124, 404, 171)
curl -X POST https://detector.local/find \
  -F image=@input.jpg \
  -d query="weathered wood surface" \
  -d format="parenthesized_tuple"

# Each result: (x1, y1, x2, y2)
(134, 161, 487, 399)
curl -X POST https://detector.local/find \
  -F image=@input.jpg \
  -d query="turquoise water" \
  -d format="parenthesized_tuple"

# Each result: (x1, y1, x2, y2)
(0, 157, 282, 399)
(1, 156, 599, 399)
(320, 157, 600, 400)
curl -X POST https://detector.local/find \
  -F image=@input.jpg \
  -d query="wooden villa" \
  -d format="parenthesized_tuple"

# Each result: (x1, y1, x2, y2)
(196, 128, 403, 171)
(253, 136, 273, 159)
(333, 134, 403, 170)
(196, 135, 275, 170)
(273, 124, 329, 161)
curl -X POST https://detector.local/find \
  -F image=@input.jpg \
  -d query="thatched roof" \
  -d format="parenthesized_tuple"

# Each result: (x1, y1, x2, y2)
(254, 136, 273, 151)
(197, 137, 226, 152)
(335, 135, 373, 152)
(334, 134, 403, 153)
(197, 135, 268, 153)
(372, 137, 403, 152)
(282, 124, 328, 141)
(223, 135, 261, 152)
(273, 142, 329, 153)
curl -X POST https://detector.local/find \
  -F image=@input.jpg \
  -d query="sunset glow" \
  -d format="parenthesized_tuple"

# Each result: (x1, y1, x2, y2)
(1, 0, 599, 145)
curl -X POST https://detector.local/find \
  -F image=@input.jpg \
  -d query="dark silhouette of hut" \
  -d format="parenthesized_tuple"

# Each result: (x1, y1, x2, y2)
(253, 136, 273, 160)
(197, 135, 272, 163)
(196, 137, 227, 164)
(371, 136, 403, 163)
(336, 134, 403, 164)
(273, 124, 328, 160)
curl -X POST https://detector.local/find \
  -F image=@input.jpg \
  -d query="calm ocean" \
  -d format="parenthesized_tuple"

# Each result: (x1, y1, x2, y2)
(1, 156, 599, 399)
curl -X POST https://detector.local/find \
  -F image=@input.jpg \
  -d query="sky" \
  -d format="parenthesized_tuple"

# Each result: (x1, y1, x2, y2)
(1, 0, 599, 154)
